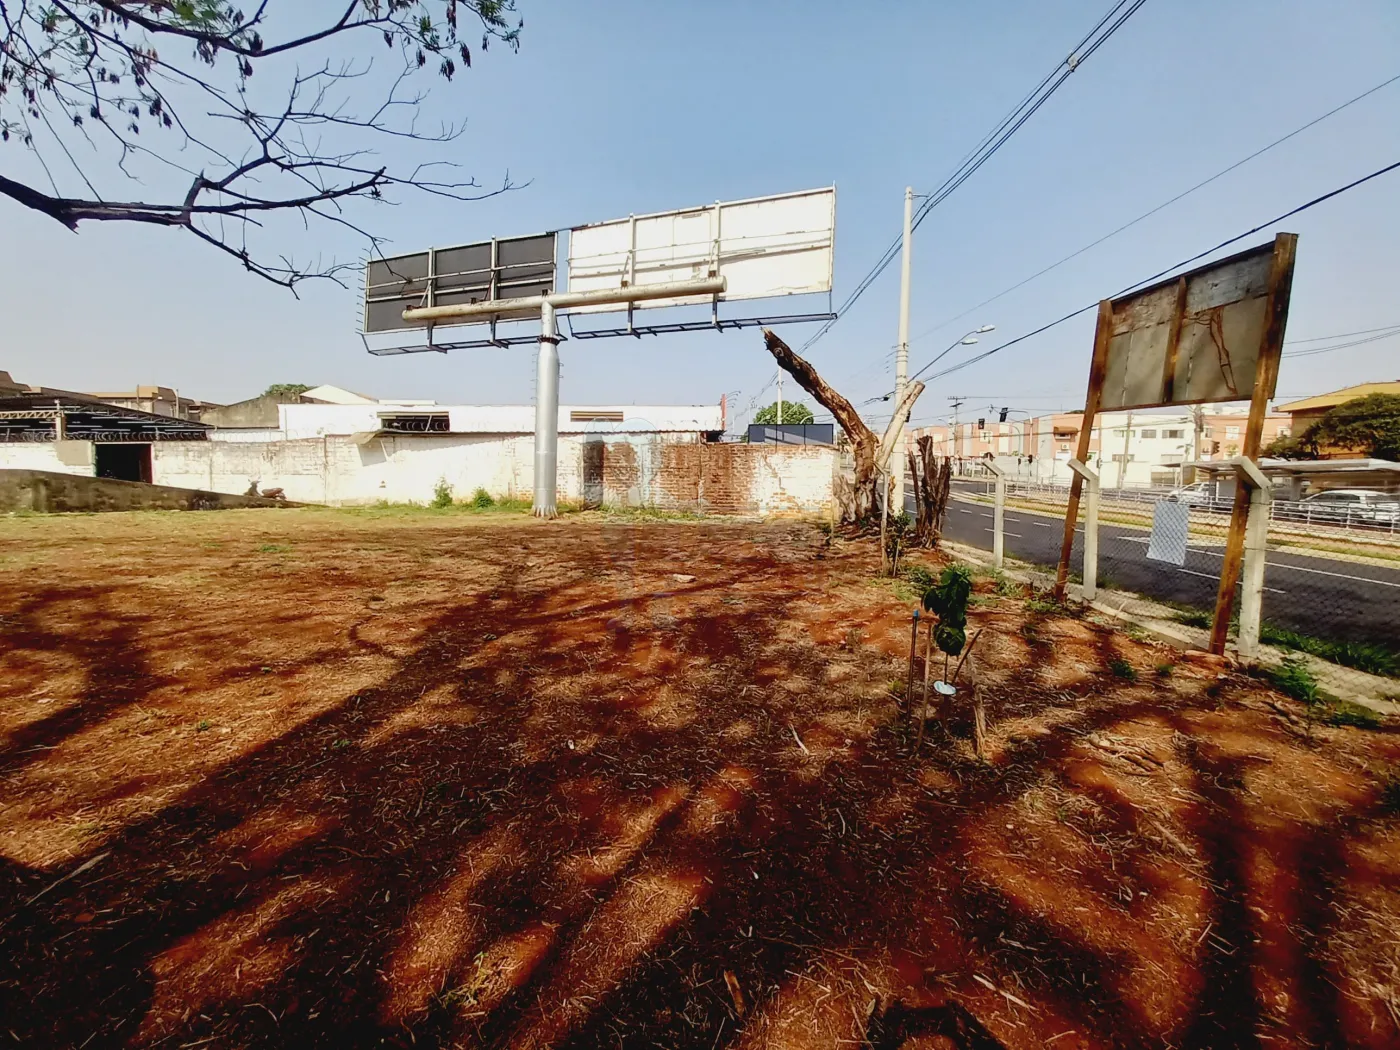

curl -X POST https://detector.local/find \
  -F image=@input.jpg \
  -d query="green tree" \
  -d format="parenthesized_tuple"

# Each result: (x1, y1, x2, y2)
(1307, 394, 1400, 460)
(1262, 432, 1316, 460)
(753, 401, 815, 425)
(263, 383, 312, 399)
(1, 3, 522, 288)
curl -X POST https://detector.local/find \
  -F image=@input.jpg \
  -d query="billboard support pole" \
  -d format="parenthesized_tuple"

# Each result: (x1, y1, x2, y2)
(400, 276, 729, 521)
(1208, 232, 1297, 653)
(1054, 299, 1113, 602)
(534, 300, 561, 518)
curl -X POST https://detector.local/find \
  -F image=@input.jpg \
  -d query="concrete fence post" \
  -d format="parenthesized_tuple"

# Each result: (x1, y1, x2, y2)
(1234, 457, 1273, 661)
(1067, 458, 1100, 601)
(984, 462, 1007, 569)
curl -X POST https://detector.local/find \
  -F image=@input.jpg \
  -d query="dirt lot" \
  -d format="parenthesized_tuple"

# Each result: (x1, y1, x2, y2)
(1, 507, 1398, 1050)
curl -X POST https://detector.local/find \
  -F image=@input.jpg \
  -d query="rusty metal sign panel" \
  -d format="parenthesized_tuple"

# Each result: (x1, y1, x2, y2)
(363, 232, 556, 333)
(1098, 239, 1291, 411)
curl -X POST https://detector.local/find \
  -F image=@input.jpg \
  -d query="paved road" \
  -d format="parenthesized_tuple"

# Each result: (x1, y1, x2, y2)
(924, 491, 1400, 646)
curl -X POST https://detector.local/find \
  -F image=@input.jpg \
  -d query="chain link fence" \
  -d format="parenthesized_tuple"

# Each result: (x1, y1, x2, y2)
(926, 474, 1400, 708)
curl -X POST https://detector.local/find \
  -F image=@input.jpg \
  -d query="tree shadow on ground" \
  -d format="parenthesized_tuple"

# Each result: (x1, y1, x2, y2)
(0, 524, 1395, 1050)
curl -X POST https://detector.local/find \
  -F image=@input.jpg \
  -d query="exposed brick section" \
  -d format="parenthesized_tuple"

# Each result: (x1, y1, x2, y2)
(601, 441, 832, 515)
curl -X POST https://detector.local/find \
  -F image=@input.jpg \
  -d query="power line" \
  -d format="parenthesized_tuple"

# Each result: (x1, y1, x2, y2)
(797, 0, 1151, 354)
(1285, 322, 1400, 344)
(909, 157, 1400, 386)
(1282, 328, 1400, 358)
(908, 70, 1400, 346)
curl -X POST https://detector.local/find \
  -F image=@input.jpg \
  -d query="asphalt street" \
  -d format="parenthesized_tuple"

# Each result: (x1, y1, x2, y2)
(927, 492, 1400, 646)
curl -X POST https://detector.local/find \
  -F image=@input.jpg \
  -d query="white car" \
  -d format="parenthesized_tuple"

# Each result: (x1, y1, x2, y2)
(1292, 488, 1400, 526)
(1166, 481, 1233, 508)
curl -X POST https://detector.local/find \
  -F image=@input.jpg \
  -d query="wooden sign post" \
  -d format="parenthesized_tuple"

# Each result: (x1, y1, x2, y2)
(1054, 300, 1113, 602)
(1053, 234, 1298, 648)
(1208, 234, 1297, 653)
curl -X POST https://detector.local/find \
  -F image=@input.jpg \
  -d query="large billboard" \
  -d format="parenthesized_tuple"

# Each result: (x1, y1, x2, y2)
(363, 232, 556, 333)
(566, 186, 835, 313)
(1097, 240, 1290, 411)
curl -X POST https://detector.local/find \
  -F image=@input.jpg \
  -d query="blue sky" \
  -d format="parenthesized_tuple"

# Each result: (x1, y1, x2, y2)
(2, 0, 1398, 430)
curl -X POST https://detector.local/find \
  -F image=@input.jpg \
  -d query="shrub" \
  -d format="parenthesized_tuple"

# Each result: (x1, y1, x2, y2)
(1155, 662, 1174, 679)
(1379, 775, 1400, 815)
(1271, 656, 1320, 705)
(471, 487, 495, 509)
(922, 564, 973, 656)
(905, 564, 936, 601)
(430, 479, 454, 509)
(1108, 657, 1137, 681)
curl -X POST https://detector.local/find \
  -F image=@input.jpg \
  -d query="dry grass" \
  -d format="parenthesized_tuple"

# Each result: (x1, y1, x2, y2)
(0, 508, 1397, 1049)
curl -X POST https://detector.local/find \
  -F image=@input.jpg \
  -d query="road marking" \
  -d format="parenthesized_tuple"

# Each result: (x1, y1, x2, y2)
(1033, 521, 1052, 528)
(1004, 532, 1023, 538)
(1100, 530, 1399, 587)
(1265, 561, 1400, 588)
(1176, 568, 1284, 593)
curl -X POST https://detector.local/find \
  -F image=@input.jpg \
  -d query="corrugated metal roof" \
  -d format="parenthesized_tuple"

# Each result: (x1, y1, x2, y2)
(1275, 381, 1400, 414)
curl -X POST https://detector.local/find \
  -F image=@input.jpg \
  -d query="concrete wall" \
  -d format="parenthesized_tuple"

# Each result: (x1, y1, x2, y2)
(0, 441, 97, 474)
(0, 469, 293, 513)
(200, 393, 297, 429)
(148, 434, 833, 513)
(3, 433, 834, 514)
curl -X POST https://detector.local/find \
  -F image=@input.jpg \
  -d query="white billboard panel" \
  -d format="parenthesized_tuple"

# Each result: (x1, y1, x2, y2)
(566, 187, 835, 313)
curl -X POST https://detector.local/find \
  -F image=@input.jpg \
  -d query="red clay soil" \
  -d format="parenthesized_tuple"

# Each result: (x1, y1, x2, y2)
(0, 507, 1398, 1050)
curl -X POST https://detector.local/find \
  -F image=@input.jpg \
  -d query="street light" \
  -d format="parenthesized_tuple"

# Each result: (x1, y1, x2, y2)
(915, 325, 996, 380)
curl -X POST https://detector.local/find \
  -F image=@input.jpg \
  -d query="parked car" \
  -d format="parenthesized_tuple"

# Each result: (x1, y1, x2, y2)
(1165, 481, 1234, 509)
(1288, 488, 1400, 527)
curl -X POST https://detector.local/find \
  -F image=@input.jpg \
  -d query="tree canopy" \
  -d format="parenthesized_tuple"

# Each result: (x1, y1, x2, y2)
(752, 400, 814, 425)
(1, 2, 522, 289)
(1309, 393, 1400, 461)
(262, 383, 312, 398)
(1264, 394, 1400, 461)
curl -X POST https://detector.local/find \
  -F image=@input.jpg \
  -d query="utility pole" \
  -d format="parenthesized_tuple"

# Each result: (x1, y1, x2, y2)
(948, 395, 966, 475)
(892, 186, 914, 506)
(776, 372, 783, 425)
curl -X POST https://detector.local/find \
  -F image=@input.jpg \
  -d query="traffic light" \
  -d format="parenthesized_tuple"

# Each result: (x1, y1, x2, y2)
(998, 407, 1009, 423)
(977, 417, 986, 430)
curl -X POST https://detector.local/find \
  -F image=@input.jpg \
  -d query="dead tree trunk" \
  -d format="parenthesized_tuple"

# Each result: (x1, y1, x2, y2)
(762, 328, 879, 520)
(910, 436, 953, 547)
(763, 328, 922, 523)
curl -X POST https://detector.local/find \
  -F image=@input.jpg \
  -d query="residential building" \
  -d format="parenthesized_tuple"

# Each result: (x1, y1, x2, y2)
(1275, 381, 1400, 457)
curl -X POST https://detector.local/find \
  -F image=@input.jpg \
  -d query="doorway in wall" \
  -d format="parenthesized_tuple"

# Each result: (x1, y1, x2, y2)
(95, 443, 152, 483)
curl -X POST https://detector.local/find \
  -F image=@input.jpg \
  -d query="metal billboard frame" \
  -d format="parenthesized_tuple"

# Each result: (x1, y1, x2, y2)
(359, 186, 839, 516)
(363, 231, 557, 335)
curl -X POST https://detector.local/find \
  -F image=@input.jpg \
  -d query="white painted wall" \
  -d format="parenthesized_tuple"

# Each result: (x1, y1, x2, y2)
(747, 445, 836, 514)
(0, 441, 96, 475)
(148, 433, 833, 511)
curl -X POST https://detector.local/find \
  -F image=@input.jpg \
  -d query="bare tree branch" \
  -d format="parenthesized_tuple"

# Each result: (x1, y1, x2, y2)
(0, 1, 525, 287)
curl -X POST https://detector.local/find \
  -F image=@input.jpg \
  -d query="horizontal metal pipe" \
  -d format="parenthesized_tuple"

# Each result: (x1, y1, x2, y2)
(402, 276, 727, 325)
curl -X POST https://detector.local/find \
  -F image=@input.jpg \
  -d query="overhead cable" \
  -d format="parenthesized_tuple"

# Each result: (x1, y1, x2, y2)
(909, 157, 1400, 386)
(797, 0, 1151, 354)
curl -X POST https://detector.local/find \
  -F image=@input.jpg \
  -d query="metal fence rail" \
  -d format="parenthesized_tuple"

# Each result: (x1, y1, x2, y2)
(933, 478, 1400, 705)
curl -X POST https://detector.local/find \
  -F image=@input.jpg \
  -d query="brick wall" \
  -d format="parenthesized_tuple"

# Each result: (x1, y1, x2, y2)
(594, 440, 833, 514)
